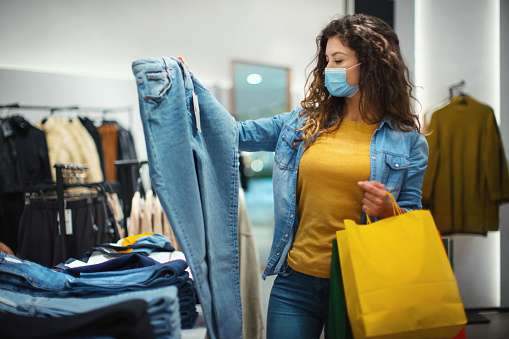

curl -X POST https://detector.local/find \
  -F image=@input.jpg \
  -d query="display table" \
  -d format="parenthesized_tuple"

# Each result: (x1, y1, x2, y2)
(182, 305, 207, 339)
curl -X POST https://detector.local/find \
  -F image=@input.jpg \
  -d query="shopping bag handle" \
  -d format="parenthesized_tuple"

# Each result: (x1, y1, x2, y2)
(366, 191, 400, 224)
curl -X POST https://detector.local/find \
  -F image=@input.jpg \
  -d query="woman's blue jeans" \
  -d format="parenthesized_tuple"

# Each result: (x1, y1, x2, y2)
(132, 57, 242, 339)
(267, 263, 330, 339)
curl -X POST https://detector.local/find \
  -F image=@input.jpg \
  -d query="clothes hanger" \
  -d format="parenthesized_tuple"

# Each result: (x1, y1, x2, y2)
(448, 80, 468, 105)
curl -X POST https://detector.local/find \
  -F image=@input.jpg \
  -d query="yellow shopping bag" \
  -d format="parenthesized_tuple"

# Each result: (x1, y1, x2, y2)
(336, 193, 467, 339)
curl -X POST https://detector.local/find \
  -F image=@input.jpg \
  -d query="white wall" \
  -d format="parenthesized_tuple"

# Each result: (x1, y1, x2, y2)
(0, 0, 342, 104)
(394, 0, 415, 81)
(415, 0, 502, 308)
(415, 0, 500, 119)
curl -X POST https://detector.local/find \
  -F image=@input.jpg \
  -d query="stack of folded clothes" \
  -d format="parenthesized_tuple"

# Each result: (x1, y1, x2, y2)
(0, 233, 198, 338)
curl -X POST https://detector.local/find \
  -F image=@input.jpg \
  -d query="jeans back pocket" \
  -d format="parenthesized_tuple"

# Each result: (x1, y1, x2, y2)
(145, 71, 172, 100)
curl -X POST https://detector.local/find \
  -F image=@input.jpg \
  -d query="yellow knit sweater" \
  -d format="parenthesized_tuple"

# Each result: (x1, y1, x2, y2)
(287, 119, 376, 278)
(422, 95, 509, 235)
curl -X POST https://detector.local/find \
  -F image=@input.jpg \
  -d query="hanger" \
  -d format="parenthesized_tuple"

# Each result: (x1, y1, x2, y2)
(448, 80, 468, 104)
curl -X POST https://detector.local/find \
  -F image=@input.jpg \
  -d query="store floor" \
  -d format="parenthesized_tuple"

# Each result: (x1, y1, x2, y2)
(245, 178, 509, 339)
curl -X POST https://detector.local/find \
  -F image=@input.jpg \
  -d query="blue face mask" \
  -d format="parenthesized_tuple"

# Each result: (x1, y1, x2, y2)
(324, 63, 362, 98)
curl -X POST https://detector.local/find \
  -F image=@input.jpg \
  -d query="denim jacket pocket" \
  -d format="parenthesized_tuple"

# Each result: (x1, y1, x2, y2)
(274, 125, 299, 170)
(144, 71, 172, 100)
(383, 154, 409, 192)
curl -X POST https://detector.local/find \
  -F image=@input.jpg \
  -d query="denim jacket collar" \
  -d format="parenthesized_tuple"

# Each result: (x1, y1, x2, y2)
(379, 118, 396, 130)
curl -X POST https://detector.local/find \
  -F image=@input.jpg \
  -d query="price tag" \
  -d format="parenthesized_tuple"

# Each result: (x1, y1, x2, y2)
(192, 92, 201, 132)
(57, 208, 73, 235)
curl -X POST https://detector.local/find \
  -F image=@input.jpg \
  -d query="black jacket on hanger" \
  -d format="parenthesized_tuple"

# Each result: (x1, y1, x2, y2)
(116, 124, 143, 216)
(0, 115, 52, 253)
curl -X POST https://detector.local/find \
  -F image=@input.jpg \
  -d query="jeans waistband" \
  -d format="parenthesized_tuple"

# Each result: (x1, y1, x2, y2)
(132, 57, 194, 92)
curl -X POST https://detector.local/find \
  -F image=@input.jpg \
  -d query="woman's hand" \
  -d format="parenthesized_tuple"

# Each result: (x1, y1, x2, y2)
(0, 241, 13, 255)
(358, 181, 397, 219)
(178, 56, 190, 69)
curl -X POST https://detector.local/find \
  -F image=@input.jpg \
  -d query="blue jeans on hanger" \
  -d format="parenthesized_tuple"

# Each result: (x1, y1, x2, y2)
(0, 285, 181, 339)
(132, 57, 242, 339)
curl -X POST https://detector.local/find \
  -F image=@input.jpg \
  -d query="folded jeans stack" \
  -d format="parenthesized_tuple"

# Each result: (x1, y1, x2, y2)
(0, 252, 198, 336)
(52, 235, 198, 328)
(0, 298, 154, 339)
(0, 288, 179, 339)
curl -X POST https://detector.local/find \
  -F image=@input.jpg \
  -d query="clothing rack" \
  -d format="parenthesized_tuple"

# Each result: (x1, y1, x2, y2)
(53, 163, 118, 263)
(0, 103, 134, 129)
(23, 164, 120, 263)
(114, 159, 149, 236)
(54, 164, 89, 262)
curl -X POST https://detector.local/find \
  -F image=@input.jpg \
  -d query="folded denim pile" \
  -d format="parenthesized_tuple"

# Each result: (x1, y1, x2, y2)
(0, 286, 175, 339)
(0, 234, 199, 338)
(56, 233, 198, 329)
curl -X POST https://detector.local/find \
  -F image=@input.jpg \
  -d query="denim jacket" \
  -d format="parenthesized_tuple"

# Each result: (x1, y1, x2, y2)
(236, 107, 429, 279)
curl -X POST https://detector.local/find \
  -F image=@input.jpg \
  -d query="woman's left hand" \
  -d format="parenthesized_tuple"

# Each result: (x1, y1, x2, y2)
(358, 181, 396, 219)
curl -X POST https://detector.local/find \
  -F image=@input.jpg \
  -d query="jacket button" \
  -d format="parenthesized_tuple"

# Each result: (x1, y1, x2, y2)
(284, 234, 288, 237)
(290, 214, 294, 218)
(395, 163, 399, 168)
(372, 156, 376, 160)
(276, 252, 280, 256)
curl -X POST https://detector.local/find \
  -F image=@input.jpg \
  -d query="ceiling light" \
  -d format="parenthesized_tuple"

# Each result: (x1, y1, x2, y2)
(246, 74, 262, 85)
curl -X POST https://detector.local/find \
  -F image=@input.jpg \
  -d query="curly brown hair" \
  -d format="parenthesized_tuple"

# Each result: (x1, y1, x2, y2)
(298, 14, 421, 147)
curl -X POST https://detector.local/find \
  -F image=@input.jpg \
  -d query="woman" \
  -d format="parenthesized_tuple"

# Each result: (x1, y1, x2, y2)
(181, 13, 428, 339)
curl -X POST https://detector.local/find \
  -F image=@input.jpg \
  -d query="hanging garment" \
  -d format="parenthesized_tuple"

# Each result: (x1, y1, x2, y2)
(0, 116, 52, 253)
(129, 190, 142, 236)
(152, 194, 164, 235)
(0, 116, 52, 192)
(106, 192, 125, 238)
(133, 57, 241, 339)
(36, 116, 82, 182)
(141, 189, 154, 234)
(18, 198, 96, 268)
(238, 188, 264, 339)
(422, 95, 509, 235)
(68, 118, 104, 183)
(117, 124, 142, 216)
(18, 195, 117, 267)
(79, 117, 106, 178)
(97, 122, 119, 181)
(0, 118, 23, 193)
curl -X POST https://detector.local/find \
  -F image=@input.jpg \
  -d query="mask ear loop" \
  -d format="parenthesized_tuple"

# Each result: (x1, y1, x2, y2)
(346, 62, 362, 70)
(366, 191, 399, 224)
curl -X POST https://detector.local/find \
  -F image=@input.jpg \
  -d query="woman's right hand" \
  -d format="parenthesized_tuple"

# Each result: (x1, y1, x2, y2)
(0, 241, 13, 255)
(178, 56, 190, 69)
